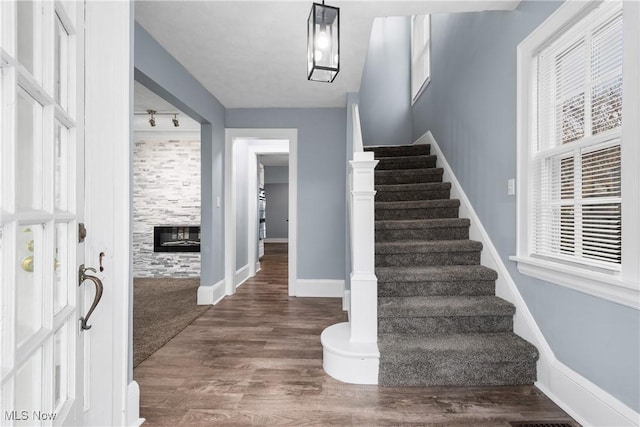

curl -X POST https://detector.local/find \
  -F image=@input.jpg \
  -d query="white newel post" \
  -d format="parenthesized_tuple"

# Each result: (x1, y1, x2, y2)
(349, 152, 379, 343)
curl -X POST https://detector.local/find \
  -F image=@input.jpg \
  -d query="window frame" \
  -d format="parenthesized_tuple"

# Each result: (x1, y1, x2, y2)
(411, 14, 431, 104)
(512, 1, 640, 309)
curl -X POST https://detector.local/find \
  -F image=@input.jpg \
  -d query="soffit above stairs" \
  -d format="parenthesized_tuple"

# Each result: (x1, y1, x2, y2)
(135, 1, 519, 109)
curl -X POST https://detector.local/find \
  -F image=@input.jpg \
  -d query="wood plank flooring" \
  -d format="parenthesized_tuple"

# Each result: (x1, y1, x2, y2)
(134, 243, 578, 426)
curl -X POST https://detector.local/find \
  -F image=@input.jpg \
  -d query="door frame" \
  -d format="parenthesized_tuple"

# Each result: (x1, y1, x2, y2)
(83, 2, 140, 426)
(224, 128, 298, 296)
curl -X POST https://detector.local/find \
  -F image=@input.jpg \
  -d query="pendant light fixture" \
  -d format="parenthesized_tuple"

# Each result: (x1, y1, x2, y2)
(307, 1, 340, 82)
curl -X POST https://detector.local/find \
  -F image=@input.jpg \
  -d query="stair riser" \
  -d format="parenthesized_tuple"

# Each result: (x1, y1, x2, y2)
(375, 171, 443, 185)
(377, 157, 436, 171)
(379, 316, 513, 335)
(376, 227, 469, 241)
(376, 207, 459, 220)
(376, 251, 480, 267)
(375, 189, 451, 202)
(378, 281, 495, 297)
(379, 361, 537, 387)
(365, 145, 431, 157)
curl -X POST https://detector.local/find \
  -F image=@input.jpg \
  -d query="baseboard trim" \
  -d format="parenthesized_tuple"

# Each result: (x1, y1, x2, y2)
(536, 355, 639, 426)
(264, 238, 288, 243)
(235, 264, 250, 289)
(126, 381, 144, 427)
(296, 279, 344, 297)
(255, 261, 261, 273)
(417, 130, 640, 427)
(197, 279, 225, 305)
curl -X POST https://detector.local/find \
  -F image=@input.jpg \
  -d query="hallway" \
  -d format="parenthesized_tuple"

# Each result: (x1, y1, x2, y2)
(133, 243, 575, 426)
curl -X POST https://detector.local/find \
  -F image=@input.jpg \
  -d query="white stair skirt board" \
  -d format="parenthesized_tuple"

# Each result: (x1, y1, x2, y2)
(415, 131, 640, 426)
(197, 279, 226, 305)
(235, 264, 251, 289)
(126, 381, 144, 427)
(264, 238, 288, 243)
(321, 322, 380, 385)
(295, 279, 344, 297)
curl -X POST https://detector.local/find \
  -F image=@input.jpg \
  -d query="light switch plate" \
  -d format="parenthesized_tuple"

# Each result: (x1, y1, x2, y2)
(507, 178, 515, 196)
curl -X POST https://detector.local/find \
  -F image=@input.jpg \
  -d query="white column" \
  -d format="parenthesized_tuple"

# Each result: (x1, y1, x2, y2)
(349, 152, 378, 343)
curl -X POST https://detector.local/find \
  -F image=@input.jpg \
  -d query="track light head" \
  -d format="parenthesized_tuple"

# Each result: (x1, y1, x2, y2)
(172, 114, 180, 127)
(147, 110, 157, 127)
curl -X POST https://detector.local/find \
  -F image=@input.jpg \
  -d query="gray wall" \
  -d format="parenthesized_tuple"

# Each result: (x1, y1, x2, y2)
(411, 2, 639, 411)
(134, 23, 226, 291)
(264, 183, 288, 239)
(359, 17, 412, 147)
(264, 166, 289, 184)
(226, 108, 347, 280)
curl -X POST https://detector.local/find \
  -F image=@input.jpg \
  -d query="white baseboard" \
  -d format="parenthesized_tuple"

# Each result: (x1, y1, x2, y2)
(235, 264, 250, 289)
(264, 238, 288, 243)
(197, 279, 225, 305)
(126, 381, 144, 427)
(417, 131, 640, 427)
(255, 261, 261, 273)
(295, 279, 344, 297)
(537, 355, 639, 426)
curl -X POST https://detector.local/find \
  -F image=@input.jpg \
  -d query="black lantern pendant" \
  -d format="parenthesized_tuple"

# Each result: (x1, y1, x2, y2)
(307, 1, 340, 82)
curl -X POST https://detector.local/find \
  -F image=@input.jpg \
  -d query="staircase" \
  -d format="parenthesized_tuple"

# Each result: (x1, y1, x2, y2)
(366, 144, 539, 387)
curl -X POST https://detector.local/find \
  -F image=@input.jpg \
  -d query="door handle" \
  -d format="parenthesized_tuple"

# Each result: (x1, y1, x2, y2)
(78, 264, 104, 331)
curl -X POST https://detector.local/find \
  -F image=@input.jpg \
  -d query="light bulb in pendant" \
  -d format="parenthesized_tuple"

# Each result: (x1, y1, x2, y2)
(315, 50, 323, 61)
(317, 30, 329, 49)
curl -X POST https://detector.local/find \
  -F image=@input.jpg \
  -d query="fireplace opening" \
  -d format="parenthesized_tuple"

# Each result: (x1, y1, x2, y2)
(153, 226, 201, 253)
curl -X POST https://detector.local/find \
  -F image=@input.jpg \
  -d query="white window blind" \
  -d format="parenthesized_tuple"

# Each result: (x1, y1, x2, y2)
(532, 2, 623, 270)
(411, 14, 431, 102)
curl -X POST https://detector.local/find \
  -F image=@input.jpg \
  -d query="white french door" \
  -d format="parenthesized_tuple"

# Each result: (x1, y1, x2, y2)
(1, 1, 89, 425)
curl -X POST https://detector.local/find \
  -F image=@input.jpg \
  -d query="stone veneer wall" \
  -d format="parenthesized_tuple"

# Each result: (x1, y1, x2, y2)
(133, 139, 201, 277)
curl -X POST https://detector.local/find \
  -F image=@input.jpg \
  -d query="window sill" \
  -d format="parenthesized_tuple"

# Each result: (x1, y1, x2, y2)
(509, 256, 639, 310)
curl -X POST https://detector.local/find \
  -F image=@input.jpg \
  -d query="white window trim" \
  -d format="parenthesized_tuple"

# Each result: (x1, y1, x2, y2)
(411, 14, 431, 104)
(512, 1, 640, 310)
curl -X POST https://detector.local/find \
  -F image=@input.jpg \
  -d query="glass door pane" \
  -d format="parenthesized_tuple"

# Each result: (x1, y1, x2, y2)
(16, 225, 43, 347)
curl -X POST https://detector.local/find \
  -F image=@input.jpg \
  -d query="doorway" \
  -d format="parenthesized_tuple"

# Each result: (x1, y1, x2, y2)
(224, 129, 298, 296)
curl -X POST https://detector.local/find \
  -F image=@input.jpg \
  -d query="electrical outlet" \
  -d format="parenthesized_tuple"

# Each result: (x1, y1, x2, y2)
(507, 178, 515, 196)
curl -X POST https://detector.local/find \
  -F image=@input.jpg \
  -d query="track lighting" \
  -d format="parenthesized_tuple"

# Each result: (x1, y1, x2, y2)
(172, 114, 180, 127)
(147, 110, 156, 127)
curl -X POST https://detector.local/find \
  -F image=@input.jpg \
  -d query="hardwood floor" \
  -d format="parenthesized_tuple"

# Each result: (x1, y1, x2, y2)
(134, 243, 577, 426)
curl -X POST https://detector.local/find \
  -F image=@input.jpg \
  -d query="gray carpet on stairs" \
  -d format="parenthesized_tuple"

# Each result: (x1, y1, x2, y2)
(366, 144, 539, 387)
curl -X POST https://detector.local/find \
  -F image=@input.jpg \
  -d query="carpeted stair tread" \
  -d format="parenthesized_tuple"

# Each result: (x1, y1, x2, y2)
(375, 182, 451, 202)
(376, 155, 437, 171)
(378, 296, 515, 318)
(376, 239, 483, 254)
(376, 265, 498, 283)
(378, 333, 538, 386)
(375, 168, 444, 185)
(375, 218, 470, 241)
(376, 199, 460, 210)
(378, 332, 538, 363)
(376, 218, 470, 230)
(376, 182, 451, 192)
(365, 144, 431, 157)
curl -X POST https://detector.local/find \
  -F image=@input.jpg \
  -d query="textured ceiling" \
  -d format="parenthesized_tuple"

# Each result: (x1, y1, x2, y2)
(135, 1, 518, 108)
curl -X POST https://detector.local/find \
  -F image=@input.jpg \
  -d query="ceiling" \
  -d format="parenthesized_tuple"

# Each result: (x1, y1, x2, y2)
(135, 1, 518, 109)
(259, 153, 289, 167)
(134, 80, 179, 113)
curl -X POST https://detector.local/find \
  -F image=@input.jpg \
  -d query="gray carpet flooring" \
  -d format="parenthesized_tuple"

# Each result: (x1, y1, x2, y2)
(368, 143, 539, 386)
(133, 277, 210, 367)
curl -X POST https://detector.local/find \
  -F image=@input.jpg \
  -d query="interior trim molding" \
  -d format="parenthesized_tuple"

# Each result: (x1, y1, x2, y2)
(197, 279, 225, 305)
(343, 289, 351, 315)
(415, 130, 639, 427)
(264, 238, 288, 243)
(235, 264, 251, 289)
(125, 381, 144, 427)
(296, 279, 344, 298)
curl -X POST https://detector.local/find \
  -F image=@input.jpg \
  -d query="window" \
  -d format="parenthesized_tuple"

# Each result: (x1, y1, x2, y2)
(411, 14, 430, 103)
(513, 1, 639, 308)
